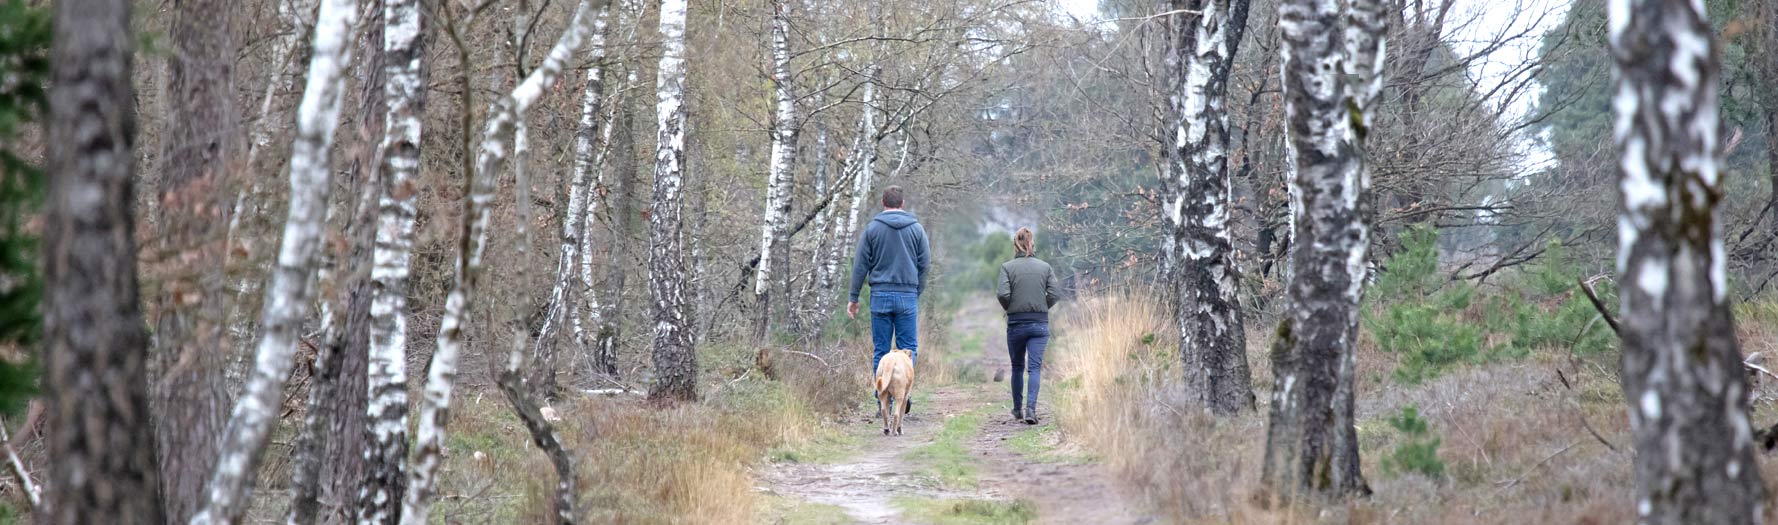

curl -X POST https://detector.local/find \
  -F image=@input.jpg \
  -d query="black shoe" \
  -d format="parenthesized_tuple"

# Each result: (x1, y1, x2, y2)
(1012, 408, 1023, 421)
(1023, 417, 1039, 425)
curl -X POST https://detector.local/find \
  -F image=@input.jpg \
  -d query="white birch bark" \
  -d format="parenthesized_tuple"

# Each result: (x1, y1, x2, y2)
(359, 0, 424, 521)
(835, 72, 879, 280)
(231, 0, 317, 353)
(797, 125, 831, 334)
(577, 0, 644, 374)
(1170, 0, 1254, 414)
(191, 0, 357, 521)
(1609, 0, 1766, 521)
(753, 0, 800, 338)
(402, 2, 606, 522)
(648, 0, 698, 401)
(1260, 0, 1380, 502)
(537, 4, 613, 389)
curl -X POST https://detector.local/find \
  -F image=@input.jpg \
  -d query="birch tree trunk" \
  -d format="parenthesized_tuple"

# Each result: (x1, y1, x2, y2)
(356, 0, 427, 520)
(648, 0, 698, 402)
(795, 125, 831, 336)
(1610, 0, 1766, 521)
(151, 1, 239, 518)
(754, 0, 800, 341)
(287, 12, 385, 522)
(587, 0, 646, 379)
(833, 72, 880, 297)
(1260, 0, 1381, 503)
(190, 0, 358, 520)
(41, 1, 164, 520)
(404, 2, 607, 521)
(537, 4, 614, 398)
(1167, 0, 1254, 415)
(819, 102, 875, 343)
(596, 76, 642, 377)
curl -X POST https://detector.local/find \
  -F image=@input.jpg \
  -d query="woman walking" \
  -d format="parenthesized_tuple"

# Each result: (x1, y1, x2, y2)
(997, 228, 1059, 424)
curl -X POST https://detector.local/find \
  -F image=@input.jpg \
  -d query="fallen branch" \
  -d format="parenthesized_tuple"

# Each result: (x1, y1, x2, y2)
(1577, 275, 1621, 336)
(0, 417, 38, 509)
(785, 350, 833, 369)
(1744, 353, 1778, 383)
(1555, 368, 1620, 453)
(1499, 439, 1579, 491)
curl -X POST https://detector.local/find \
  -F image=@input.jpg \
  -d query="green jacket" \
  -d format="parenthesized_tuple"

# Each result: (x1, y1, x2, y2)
(996, 255, 1059, 323)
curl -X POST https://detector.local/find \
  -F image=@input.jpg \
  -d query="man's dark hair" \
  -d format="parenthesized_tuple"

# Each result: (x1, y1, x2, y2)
(882, 186, 905, 209)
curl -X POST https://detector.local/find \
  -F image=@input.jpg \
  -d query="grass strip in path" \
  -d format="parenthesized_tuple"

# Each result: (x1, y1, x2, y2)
(902, 396, 993, 489)
(893, 497, 1038, 525)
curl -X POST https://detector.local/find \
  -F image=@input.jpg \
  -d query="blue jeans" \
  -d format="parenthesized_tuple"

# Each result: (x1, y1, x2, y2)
(1007, 321, 1049, 414)
(869, 291, 919, 373)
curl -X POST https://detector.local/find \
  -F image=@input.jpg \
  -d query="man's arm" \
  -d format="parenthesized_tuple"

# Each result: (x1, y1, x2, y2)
(914, 225, 931, 294)
(997, 264, 1013, 310)
(849, 225, 873, 303)
(1044, 264, 1060, 308)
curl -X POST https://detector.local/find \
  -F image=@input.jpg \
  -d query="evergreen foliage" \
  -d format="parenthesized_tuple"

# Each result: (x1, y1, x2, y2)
(0, 0, 52, 414)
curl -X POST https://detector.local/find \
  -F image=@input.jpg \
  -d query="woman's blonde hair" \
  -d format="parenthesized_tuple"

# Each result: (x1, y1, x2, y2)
(1013, 227, 1036, 257)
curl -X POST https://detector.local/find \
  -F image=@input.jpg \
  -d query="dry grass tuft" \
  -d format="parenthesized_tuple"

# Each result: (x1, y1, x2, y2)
(417, 340, 867, 524)
(1048, 291, 1778, 524)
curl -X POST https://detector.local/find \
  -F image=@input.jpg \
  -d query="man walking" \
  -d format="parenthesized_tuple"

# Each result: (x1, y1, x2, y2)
(848, 186, 930, 408)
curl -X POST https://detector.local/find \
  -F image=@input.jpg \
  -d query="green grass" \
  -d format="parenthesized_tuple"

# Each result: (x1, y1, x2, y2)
(903, 407, 990, 489)
(894, 497, 1038, 525)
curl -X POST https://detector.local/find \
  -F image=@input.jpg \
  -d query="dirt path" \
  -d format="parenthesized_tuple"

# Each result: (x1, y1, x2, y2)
(757, 295, 1152, 524)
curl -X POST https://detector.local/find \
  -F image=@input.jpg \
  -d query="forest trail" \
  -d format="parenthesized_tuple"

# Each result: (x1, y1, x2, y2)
(757, 295, 1152, 524)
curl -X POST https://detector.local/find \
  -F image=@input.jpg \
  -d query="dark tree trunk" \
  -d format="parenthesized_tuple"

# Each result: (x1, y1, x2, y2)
(1166, 0, 1255, 415)
(1610, 0, 1767, 522)
(41, 0, 164, 520)
(597, 98, 639, 378)
(1261, 0, 1381, 504)
(150, 0, 238, 520)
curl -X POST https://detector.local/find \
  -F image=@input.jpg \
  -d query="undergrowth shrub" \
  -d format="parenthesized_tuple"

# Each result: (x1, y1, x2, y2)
(1381, 405, 1445, 479)
(1367, 229, 1617, 384)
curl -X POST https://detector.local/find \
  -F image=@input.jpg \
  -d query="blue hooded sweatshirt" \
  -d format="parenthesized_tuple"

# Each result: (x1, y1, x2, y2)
(849, 209, 930, 302)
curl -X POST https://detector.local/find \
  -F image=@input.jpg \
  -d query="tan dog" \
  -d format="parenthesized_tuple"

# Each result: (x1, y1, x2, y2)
(875, 349, 915, 435)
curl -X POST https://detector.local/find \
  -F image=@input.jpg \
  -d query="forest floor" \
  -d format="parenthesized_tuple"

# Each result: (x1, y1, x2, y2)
(756, 295, 1151, 524)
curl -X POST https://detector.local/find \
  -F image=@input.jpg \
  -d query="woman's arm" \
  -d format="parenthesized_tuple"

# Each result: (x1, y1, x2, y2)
(1044, 263, 1060, 308)
(996, 264, 1013, 310)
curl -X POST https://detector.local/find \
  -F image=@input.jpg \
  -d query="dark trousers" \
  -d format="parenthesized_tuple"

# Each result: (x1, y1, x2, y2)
(1007, 321, 1049, 414)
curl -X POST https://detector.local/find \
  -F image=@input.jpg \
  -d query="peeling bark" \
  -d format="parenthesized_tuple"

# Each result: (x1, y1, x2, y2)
(1609, 0, 1766, 521)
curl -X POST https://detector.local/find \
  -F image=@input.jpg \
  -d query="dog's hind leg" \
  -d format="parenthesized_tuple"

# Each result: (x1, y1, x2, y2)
(879, 394, 891, 435)
(891, 394, 904, 435)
